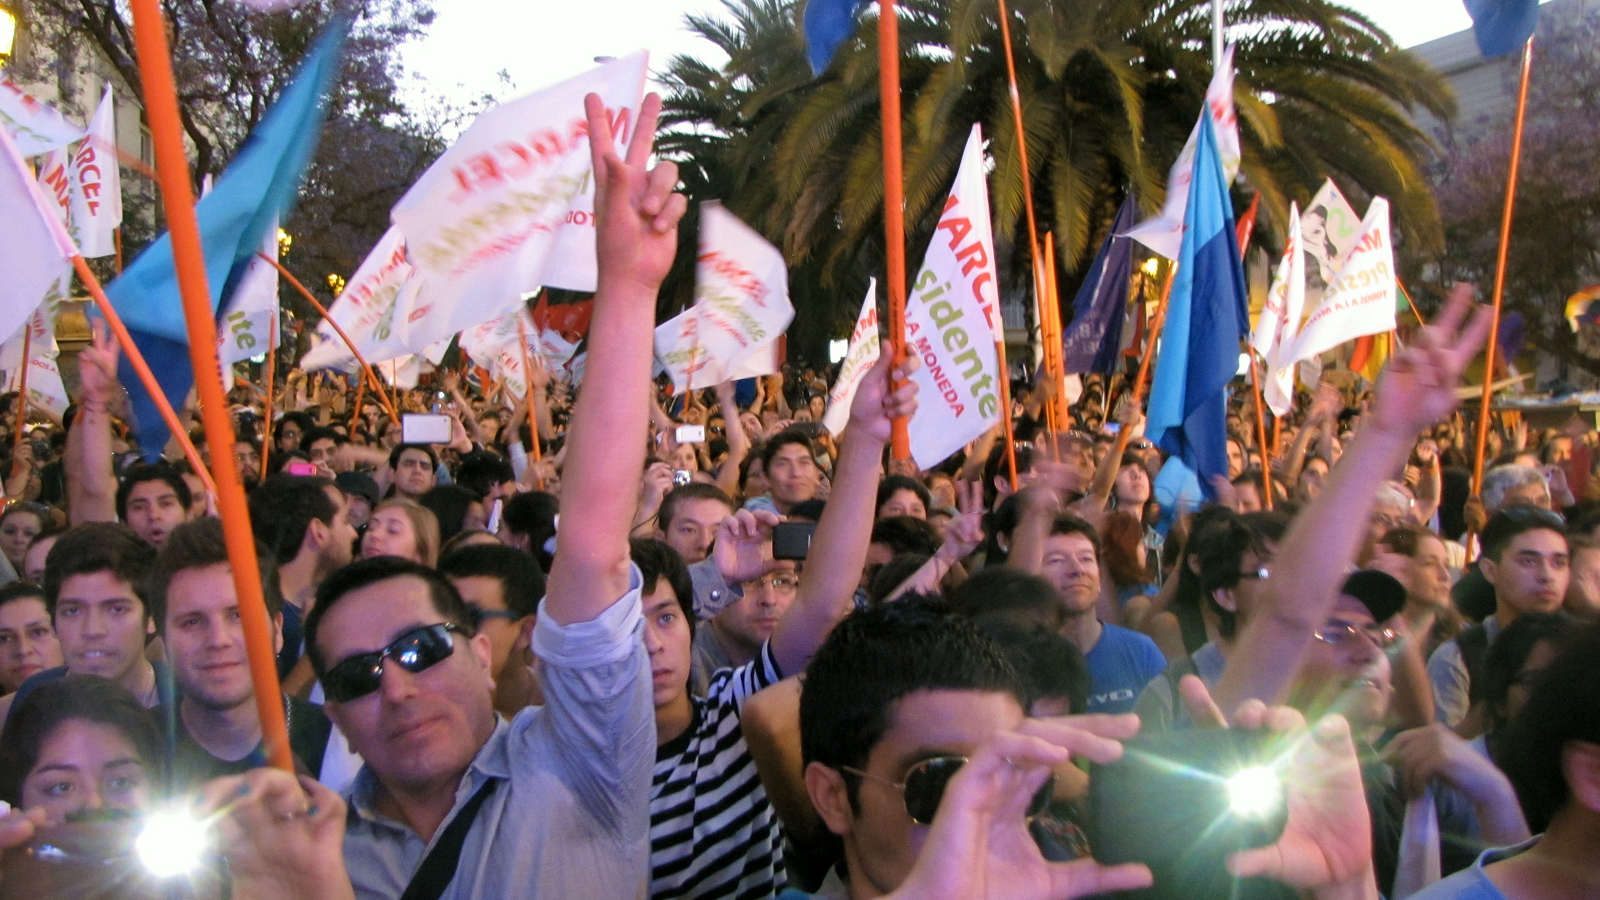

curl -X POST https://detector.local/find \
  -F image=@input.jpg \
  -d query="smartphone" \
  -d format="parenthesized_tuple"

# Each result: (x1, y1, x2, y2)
(673, 469, 693, 486)
(402, 413, 453, 445)
(772, 521, 816, 561)
(431, 390, 448, 413)
(1088, 729, 1287, 896)
(0, 814, 169, 900)
(1104, 422, 1121, 435)
(675, 424, 707, 444)
(486, 498, 503, 534)
(284, 461, 318, 477)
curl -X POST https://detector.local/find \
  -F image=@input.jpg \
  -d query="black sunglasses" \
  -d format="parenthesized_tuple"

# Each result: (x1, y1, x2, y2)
(844, 755, 1055, 825)
(321, 623, 462, 703)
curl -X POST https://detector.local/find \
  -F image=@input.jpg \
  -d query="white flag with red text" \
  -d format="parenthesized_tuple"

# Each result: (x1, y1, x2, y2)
(904, 125, 1004, 469)
(823, 279, 880, 436)
(654, 202, 793, 390)
(1, 279, 71, 420)
(389, 52, 647, 350)
(0, 124, 77, 351)
(1288, 198, 1397, 365)
(0, 76, 85, 157)
(1124, 45, 1240, 260)
(68, 86, 122, 259)
(301, 227, 421, 370)
(1252, 203, 1306, 416)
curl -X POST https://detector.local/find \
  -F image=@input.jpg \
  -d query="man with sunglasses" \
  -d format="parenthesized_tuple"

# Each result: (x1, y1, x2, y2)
(436, 542, 545, 718)
(302, 94, 687, 900)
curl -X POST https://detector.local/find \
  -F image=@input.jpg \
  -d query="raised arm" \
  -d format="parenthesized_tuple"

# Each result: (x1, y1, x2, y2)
(68, 322, 119, 524)
(543, 93, 686, 626)
(714, 380, 749, 498)
(770, 351, 917, 676)
(1212, 286, 1491, 711)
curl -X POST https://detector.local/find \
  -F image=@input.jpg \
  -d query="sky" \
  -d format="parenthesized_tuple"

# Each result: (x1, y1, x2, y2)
(397, 0, 1492, 111)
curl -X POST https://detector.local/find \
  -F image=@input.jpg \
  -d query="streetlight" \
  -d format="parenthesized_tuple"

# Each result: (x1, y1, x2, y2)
(326, 273, 345, 295)
(0, 1, 20, 63)
(276, 227, 293, 258)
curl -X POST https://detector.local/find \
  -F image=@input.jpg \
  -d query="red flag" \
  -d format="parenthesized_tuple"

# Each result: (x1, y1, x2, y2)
(1235, 192, 1260, 253)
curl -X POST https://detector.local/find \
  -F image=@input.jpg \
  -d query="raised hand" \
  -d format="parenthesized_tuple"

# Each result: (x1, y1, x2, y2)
(847, 350, 920, 445)
(78, 319, 121, 407)
(198, 769, 353, 900)
(713, 507, 783, 585)
(1370, 283, 1492, 438)
(586, 92, 685, 294)
(937, 480, 988, 562)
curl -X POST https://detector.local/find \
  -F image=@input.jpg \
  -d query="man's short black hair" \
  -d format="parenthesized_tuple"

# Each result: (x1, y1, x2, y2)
(760, 429, 815, 471)
(1495, 620, 1600, 832)
(455, 450, 515, 500)
(502, 491, 559, 569)
(274, 411, 313, 444)
(657, 483, 734, 533)
(248, 474, 338, 565)
(115, 461, 193, 522)
(437, 543, 546, 620)
(1047, 512, 1103, 558)
(974, 619, 1090, 714)
(389, 442, 439, 471)
(800, 595, 1023, 809)
(42, 523, 155, 618)
(300, 426, 343, 453)
(982, 441, 1037, 508)
(948, 566, 1067, 632)
(870, 515, 941, 557)
(1481, 506, 1567, 563)
(1193, 510, 1290, 639)
(146, 517, 281, 632)
(875, 475, 932, 516)
(419, 484, 482, 544)
(304, 557, 477, 677)
(629, 538, 694, 636)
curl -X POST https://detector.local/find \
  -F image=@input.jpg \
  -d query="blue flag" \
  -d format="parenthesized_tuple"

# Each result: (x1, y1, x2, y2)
(1062, 195, 1136, 375)
(804, 0, 871, 75)
(1144, 116, 1248, 498)
(104, 22, 346, 461)
(1464, 0, 1538, 57)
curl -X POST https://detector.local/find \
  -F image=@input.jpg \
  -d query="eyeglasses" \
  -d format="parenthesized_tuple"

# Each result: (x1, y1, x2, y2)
(321, 623, 462, 703)
(743, 573, 800, 594)
(1238, 566, 1270, 581)
(468, 604, 521, 624)
(1313, 619, 1398, 649)
(842, 756, 1055, 826)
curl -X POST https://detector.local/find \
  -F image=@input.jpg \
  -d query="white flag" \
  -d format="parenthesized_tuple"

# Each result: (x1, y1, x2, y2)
(0, 124, 77, 350)
(219, 226, 280, 365)
(1124, 45, 1240, 260)
(822, 280, 880, 436)
(1289, 198, 1397, 364)
(1252, 204, 1306, 417)
(36, 148, 71, 223)
(1, 280, 70, 421)
(0, 76, 85, 157)
(68, 86, 121, 259)
(654, 202, 793, 389)
(301, 227, 420, 370)
(904, 125, 1004, 469)
(390, 52, 648, 350)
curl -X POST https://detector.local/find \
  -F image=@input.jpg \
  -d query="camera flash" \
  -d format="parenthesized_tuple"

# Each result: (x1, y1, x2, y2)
(135, 809, 209, 877)
(1225, 766, 1281, 818)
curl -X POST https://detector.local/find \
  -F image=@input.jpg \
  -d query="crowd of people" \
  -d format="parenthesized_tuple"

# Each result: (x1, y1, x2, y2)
(0, 94, 1596, 900)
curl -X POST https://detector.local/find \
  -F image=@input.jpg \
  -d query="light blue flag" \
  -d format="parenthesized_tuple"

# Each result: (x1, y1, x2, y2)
(103, 21, 347, 460)
(804, 0, 871, 74)
(1144, 116, 1249, 498)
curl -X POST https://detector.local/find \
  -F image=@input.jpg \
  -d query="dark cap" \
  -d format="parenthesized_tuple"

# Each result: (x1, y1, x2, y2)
(1340, 569, 1406, 624)
(335, 470, 380, 506)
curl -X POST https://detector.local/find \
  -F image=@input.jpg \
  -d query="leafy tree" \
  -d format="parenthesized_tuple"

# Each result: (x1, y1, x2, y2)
(1430, 2, 1600, 377)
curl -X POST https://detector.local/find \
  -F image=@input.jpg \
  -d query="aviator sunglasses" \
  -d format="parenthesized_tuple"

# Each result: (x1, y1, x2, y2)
(843, 755, 1056, 826)
(321, 623, 462, 702)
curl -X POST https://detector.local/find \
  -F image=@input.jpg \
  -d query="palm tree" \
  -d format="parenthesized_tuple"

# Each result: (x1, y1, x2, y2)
(660, 0, 1453, 357)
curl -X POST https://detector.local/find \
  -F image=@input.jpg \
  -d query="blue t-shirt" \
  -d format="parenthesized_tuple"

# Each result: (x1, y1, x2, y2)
(1410, 837, 1538, 900)
(1085, 623, 1167, 714)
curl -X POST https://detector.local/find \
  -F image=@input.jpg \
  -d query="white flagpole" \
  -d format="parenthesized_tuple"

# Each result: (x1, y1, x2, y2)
(1213, 0, 1225, 71)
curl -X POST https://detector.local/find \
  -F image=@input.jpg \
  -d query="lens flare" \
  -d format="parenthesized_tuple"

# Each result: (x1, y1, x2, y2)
(1225, 766, 1281, 818)
(135, 809, 209, 877)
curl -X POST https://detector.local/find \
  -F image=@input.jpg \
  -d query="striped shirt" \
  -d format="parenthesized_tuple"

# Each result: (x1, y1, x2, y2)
(650, 642, 785, 900)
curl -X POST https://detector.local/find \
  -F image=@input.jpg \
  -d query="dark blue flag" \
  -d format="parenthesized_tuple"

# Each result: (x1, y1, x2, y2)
(1145, 116, 1249, 497)
(103, 22, 346, 461)
(804, 0, 871, 75)
(1464, 0, 1538, 57)
(1062, 196, 1136, 375)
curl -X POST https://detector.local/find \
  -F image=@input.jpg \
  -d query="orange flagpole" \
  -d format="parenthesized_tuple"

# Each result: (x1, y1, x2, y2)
(124, 0, 289, 772)
(1130, 266, 1177, 405)
(1471, 36, 1535, 497)
(257, 253, 401, 426)
(9, 326, 30, 487)
(994, 335, 1019, 490)
(259, 316, 277, 483)
(515, 316, 546, 491)
(995, 0, 1050, 355)
(1247, 353, 1274, 509)
(879, 0, 910, 460)
(347, 368, 366, 437)
(72, 256, 218, 497)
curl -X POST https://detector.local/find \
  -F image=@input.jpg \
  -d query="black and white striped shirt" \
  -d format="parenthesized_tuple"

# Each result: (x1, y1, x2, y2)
(649, 642, 785, 900)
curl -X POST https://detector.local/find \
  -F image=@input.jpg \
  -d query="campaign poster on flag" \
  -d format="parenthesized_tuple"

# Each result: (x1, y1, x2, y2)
(1301, 179, 1362, 299)
(36, 148, 71, 224)
(0, 77, 85, 157)
(391, 52, 648, 350)
(1252, 203, 1306, 417)
(219, 227, 281, 366)
(68, 86, 122, 259)
(301, 227, 419, 370)
(822, 279, 880, 436)
(1124, 45, 1239, 260)
(904, 125, 1003, 469)
(655, 202, 793, 390)
(1289, 198, 1397, 364)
